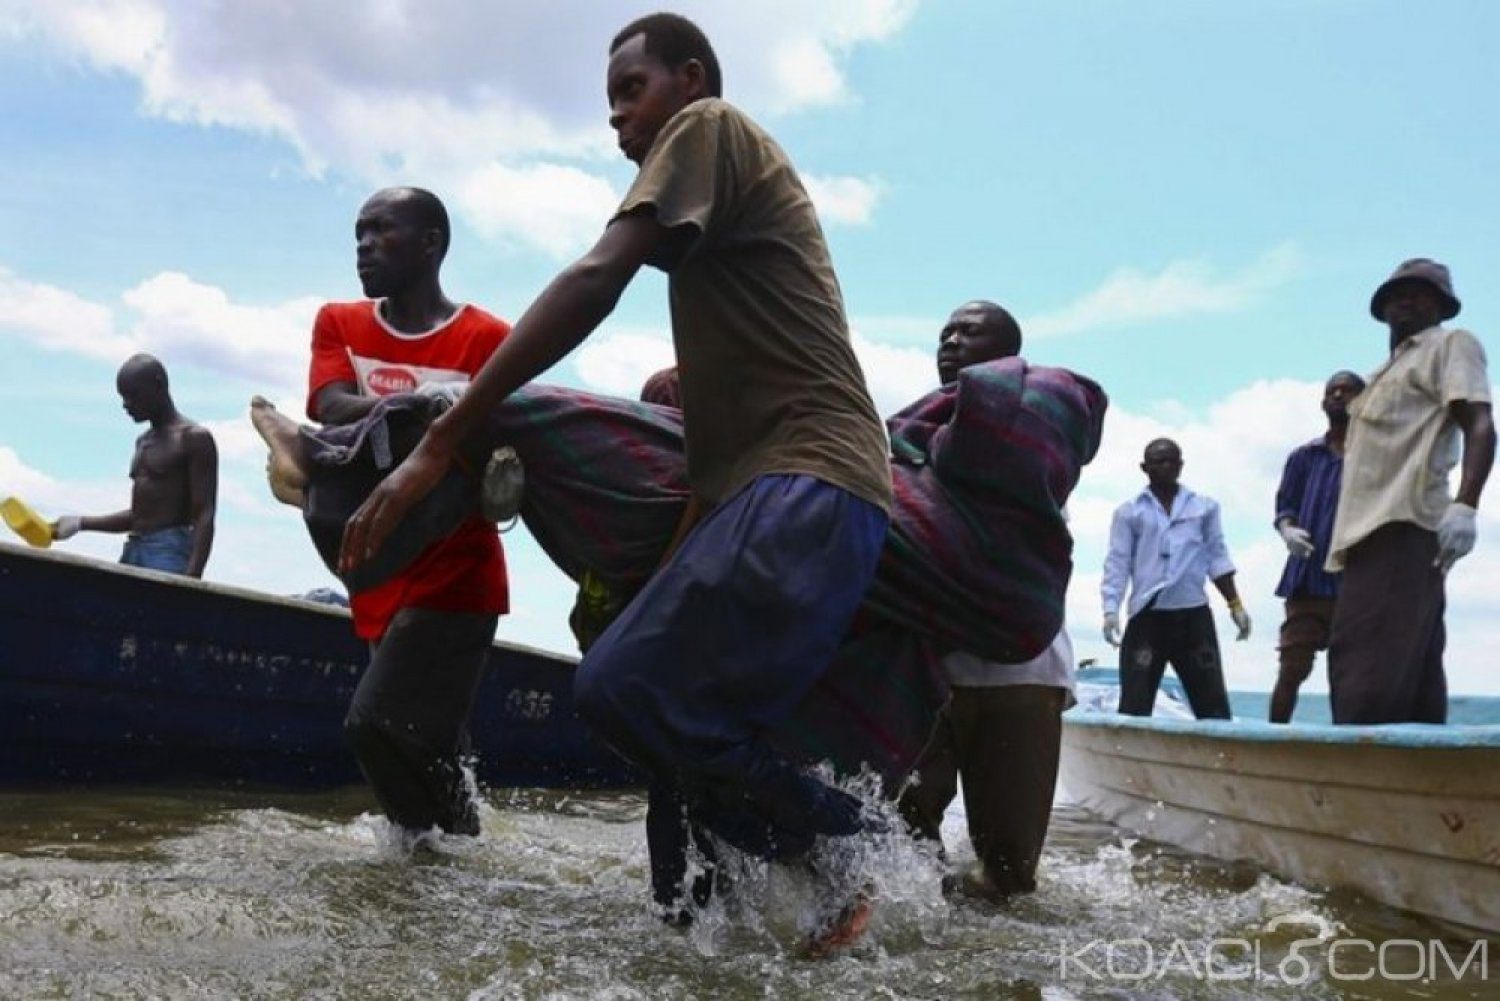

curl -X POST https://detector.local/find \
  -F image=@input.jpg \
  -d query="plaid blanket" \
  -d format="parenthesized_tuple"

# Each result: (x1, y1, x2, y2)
(301, 358, 1105, 783)
(872, 358, 1106, 664)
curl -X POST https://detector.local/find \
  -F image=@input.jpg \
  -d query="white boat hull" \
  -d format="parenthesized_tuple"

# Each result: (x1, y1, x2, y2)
(1059, 712, 1500, 932)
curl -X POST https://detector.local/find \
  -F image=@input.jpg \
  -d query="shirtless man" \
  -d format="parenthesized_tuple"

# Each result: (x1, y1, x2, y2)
(52, 353, 217, 577)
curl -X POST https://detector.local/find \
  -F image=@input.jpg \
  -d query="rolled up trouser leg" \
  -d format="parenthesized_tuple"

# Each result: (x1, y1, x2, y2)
(1271, 597, 1333, 722)
(574, 474, 887, 861)
(344, 607, 498, 834)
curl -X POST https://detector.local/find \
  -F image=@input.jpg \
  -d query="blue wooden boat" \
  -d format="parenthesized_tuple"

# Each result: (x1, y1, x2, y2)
(0, 540, 635, 789)
(1061, 668, 1500, 932)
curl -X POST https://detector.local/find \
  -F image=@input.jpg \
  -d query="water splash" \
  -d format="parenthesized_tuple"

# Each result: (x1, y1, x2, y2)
(0, 789, 1479, 1000)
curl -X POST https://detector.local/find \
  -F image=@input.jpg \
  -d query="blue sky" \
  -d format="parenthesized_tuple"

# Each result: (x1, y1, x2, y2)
(2, 1, 1497, 694)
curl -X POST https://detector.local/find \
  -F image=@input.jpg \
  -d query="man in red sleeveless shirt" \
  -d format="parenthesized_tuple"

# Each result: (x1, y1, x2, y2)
(307, 187, 510, 836)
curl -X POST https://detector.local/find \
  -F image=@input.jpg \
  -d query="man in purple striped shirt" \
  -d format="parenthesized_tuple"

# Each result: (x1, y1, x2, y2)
(1269, 370, 1365, 722)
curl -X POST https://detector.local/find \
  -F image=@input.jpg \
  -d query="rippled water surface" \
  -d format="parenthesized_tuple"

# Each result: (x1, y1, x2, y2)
(0, 788, 1492, 999)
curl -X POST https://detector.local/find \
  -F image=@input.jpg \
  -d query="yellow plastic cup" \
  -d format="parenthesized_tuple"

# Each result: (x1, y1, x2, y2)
(1, 496, 53, 548)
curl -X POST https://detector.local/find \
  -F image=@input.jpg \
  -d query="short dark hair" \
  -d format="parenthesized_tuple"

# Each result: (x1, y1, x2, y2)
(974, 300, 1023, 356)
(610, 12, 723, 98)
(378, 186, 451, 262)
(1144, 437, 1181, 459)
(1328, 368, 1366, 393)
(119, 352, 168, 389)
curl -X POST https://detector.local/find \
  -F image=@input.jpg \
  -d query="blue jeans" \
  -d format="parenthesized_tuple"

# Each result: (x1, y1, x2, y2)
(575, 474, 888, 862)
(120, 526, 193, 574)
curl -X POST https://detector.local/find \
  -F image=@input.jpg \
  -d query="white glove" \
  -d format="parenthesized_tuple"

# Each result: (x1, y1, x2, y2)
(1230, 602, 1252, 641)
(414, 381, 466, 406)
(1102, 612, 1121, 648)
(52, 515, 82, 540)
(1435, 502, 1478, 574)
(1277, 521, 1315, 559)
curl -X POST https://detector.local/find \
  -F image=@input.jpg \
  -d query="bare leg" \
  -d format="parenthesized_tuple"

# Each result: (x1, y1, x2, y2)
(249, 396, 309, 508)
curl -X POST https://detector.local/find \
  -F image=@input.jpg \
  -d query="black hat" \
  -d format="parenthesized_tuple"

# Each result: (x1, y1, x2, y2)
(1370, 258, 1461, 322)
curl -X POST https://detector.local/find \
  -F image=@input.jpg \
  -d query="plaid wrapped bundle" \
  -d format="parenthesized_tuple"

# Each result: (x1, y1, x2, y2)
(301, 359, 1104, 783)
(868, 357, 1107, 664)
(475, 385, 691, 588)
(780, 358, 1105, 782)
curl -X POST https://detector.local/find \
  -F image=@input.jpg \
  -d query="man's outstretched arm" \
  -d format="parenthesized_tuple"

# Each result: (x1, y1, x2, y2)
(53, 508, 133, 539)
(339, 212, 668, 572)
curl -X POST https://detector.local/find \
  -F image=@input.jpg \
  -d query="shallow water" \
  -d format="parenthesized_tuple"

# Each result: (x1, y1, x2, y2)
(0, 787, 1492, 1000)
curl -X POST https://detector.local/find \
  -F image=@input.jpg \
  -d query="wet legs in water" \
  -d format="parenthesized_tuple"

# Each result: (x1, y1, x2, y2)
(899, 684, 1066, 898)
(647, 781, 721, 924)
(574, 475, 888, 945)
(345, 607, 498, 836)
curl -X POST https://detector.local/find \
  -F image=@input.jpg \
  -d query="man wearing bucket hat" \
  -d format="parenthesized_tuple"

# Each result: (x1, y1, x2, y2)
(1325, 258, 1494, 724)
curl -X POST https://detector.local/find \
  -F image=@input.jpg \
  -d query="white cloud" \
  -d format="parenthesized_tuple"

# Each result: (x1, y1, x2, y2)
(1081, 377, 1319, 518)
(4, 1, 916, 255)
(1027, 243, 1303, 340)
(570, 323, 930, 420)
(803, 173, 884, 226)
(457, 162, 620, 259)
(570, 327, 676, 399)
(0, 266, 134, 362)
(0, 264, 318, 412)
(121, 272, 321, 393)
(5, 0, 164, 76)
(849, 332, 933, 418)
(770, 34, 845, 109)
(0, 444, 122, 515)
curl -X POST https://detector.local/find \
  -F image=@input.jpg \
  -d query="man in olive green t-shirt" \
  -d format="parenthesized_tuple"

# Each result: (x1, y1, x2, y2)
(339, 13, 891, 949)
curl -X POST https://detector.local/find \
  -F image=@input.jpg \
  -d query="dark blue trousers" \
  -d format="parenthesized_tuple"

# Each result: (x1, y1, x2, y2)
(575, 474, 887, 866)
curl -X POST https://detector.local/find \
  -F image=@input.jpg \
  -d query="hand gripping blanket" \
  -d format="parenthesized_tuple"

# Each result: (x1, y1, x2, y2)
(299, 358, 1106, 785)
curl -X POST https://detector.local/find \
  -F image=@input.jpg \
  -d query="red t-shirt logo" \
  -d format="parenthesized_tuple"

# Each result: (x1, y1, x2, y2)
(367, 366, 418, 395)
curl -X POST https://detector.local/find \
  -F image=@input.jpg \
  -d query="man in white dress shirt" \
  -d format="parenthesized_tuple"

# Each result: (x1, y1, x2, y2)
(1101, 439, 1250, 718)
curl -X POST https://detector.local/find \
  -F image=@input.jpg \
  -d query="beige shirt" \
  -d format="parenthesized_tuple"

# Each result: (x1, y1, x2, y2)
(1327, 326, 1490, 570)
(612, 99, 892, 512)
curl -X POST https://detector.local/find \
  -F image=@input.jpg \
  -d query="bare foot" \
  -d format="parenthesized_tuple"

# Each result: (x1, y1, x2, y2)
(803, 884, 875, 959)
(249, 395, 309, 508)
